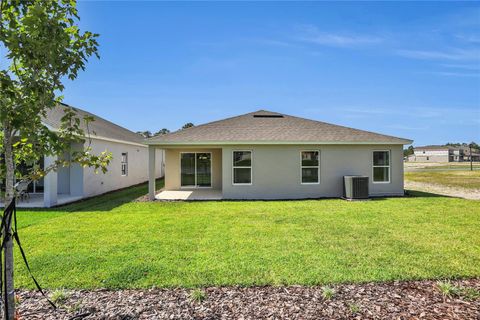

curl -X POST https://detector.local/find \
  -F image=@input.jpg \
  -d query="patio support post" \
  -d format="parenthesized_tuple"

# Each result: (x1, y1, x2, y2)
(148, 145, 156, 200)
(43, 155, 58, 208)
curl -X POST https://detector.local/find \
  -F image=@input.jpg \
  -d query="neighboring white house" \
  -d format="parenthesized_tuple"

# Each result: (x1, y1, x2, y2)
(408, 145, 480, 162)
(8, 104, 164, 208)
(146, 110, 412, 200)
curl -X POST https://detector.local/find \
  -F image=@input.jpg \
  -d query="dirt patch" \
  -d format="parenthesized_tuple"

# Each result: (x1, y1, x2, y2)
(17, 279, 480, 319)
(135, 188, 164, 202)
(405, 180, 480, 200)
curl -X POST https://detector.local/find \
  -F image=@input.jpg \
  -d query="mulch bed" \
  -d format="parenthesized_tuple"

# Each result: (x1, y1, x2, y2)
(17, 279, 480, 319)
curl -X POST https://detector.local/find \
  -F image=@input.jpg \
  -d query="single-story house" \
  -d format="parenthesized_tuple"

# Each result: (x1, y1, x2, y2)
(3, 104, 164, 208)
(146, 110, 412, 200)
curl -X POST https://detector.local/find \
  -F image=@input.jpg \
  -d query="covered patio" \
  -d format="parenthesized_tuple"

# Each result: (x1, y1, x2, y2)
(148, 145, 223, 201)
(0, 153, 84, 208)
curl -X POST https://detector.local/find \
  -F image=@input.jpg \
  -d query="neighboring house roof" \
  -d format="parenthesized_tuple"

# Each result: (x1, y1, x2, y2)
(414, 145, 451, 150)
(43, 103, 145, 145)
(146, 110, 412, 145)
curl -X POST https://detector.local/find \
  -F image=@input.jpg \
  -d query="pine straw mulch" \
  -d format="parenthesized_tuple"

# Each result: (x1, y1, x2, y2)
(17, 278, 480, 319)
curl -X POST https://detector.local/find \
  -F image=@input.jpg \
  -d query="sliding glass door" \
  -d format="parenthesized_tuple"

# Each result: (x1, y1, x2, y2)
(181, 153, 211, 188)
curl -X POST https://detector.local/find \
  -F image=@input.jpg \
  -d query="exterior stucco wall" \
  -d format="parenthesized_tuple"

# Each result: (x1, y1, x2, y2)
(221, 144, 404, 199)
(164, 148, 222, 190)
(411, 149, 451, 162)
(409, 155, 450, 162)
(57, 151, 71, 194)
(82, 138, 164, 197)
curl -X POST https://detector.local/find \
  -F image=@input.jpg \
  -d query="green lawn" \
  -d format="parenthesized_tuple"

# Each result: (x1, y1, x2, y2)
(422, 165, 480, 170)
(405, 170, 480, 189)
(12, 180, 480, 289)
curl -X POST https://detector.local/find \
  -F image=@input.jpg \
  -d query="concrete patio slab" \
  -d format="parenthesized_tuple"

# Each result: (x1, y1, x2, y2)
(0, 194, 83, 208)
(155, 189, 222, 201)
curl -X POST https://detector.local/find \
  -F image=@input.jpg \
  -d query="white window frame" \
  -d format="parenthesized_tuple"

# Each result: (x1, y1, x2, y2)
(179, 152, 212, 189)
(300, 150, 320, 185)
(232, 150, 252, 186)
(372, 150, 391, 184)
(121, 152, 128, 176)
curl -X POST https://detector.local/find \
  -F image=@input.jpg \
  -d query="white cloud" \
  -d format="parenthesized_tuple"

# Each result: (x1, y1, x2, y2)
(429, 71, 480, 77)
(397, 48, 480, 61)
(456, 34, 480, 43)
(253, 39, 300, 48)
(441, 63, 480, 71)
(295, 25, 383, 47)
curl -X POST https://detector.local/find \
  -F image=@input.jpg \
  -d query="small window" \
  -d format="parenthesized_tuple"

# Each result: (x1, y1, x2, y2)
(373, 151, 390, 183)
(121, 152, 128, 176)
(301, 151, 320, 184)
(233, 151, 252, 185)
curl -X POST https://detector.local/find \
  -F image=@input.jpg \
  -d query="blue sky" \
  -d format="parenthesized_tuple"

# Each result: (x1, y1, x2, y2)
(63, 1, 480, 146)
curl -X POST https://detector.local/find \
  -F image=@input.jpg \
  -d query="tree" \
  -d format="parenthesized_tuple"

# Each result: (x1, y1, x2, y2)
(181, 123, 194, 130)
(469, 141, 479, 150)
(137, 131, 152, 138)
(403, 145, 414, 157)
(0, 1, 110, 318)
(154, 128, 170, 136)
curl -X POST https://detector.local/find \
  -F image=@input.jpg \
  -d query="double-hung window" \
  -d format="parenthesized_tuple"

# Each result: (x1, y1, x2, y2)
(233, 151, 252, 185)
(121, 152, 128, 176)
(301, 151, 319, 184)
(373, 150, 390, 183)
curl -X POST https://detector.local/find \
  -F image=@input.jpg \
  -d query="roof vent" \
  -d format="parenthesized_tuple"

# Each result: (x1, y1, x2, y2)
(253, 114, 284, 118)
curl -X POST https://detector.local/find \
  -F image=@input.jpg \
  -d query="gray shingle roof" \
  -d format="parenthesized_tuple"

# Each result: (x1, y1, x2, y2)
(146, 110, 412, 145)
(43, 103, 144, 144)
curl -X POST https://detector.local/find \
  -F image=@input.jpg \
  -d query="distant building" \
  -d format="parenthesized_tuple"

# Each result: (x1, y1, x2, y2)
(408, 145, 480, 162)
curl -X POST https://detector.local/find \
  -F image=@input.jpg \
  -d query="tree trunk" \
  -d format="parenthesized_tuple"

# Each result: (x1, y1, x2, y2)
(2, 124, 15, 320)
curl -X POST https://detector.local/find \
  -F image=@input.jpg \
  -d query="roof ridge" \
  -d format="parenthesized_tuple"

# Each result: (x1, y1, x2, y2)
(146, 109, 268, 141)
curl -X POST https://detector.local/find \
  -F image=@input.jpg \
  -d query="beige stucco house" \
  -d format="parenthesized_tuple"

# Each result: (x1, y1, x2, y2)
(146, 110, 412, 200)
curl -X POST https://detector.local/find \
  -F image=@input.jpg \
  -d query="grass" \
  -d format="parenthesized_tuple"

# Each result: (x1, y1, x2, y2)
(422, 165, 480, 170)
(436, 280, 480, 301)
(49, 289, 70, 305)
(190, 288, 207, 303)
(436, 281, 460, 298)
(348, 303, 361, 314)
(11, 180, 480, 289)
(405, 170, 480, 189)
(321, 286, 336, 300)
